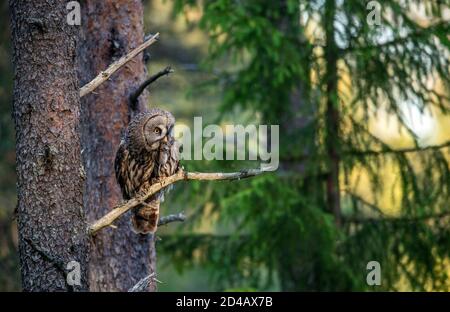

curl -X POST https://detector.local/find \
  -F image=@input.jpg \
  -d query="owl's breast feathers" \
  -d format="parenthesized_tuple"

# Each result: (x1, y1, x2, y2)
(114, 140, 156, 200)
(157, 137, 180, 177)
(114, 138, 179, 199)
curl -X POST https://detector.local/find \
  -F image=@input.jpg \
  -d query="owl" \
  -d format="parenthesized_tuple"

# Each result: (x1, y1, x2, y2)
(114, 108, 179, 234)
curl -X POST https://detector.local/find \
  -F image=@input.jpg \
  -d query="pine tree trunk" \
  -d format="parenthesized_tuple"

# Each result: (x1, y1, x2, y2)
(9, 0, 88, 291)
(78, 0, 156, 291)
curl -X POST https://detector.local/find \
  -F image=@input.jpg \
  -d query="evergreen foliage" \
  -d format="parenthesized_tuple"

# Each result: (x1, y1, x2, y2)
(162, 0, 450, 290)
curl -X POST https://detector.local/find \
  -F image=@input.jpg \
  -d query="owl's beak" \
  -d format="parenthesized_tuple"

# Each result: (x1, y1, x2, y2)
(161, 136, 168, 143)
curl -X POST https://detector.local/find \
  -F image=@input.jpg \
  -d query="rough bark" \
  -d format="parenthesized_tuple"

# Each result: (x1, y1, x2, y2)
(78, 0, 155, 291)
(9, 0, 88, 291)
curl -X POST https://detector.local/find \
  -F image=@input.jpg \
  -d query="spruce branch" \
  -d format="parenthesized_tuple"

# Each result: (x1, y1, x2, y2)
(344, 211, 450, 224)
(344, 192, 450, 224)
(347, 140, 450, 157)
(342, 21, 448, 54)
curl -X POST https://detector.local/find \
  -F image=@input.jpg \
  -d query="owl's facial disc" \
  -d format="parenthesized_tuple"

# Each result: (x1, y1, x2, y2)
(143, 115, 169, 151)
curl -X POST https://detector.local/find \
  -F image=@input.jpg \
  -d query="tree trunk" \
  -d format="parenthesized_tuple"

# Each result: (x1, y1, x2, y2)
(9, 0, 88, 291)
(78, 0, 155, 291)
(277, 86, 313, 292)
(324, 0, 341, 227)
(275, 0, 315, 292)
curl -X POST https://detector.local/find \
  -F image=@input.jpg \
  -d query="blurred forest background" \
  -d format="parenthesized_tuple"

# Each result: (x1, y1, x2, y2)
(1, 0, 450, 291)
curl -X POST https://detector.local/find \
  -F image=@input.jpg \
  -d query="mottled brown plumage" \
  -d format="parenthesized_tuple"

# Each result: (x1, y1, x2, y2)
(114, 108, 179, 234)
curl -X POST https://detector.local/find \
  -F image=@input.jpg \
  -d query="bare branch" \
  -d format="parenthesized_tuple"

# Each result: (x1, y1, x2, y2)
(88, 168, 265, 235)
(158, 212, 186, 226)
(79, 33, 160, 98)
(130, 66, 174, 104)
(128, 273, 156, 292)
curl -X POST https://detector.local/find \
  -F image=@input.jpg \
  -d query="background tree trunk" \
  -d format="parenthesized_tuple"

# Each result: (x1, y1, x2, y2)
(275, 1, 314, 292)
(9, 0, 88, 291)
(78, 0, 155, 291)
(324, 0, 341, 227)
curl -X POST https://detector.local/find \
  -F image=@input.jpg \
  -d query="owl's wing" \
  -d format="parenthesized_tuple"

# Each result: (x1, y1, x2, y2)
(114, 140, 131, 200)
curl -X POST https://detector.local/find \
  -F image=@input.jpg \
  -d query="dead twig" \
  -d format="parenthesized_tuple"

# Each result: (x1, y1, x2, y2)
(79, 33, 160, 98)
(128, 272, 156, 292)
(88, 168, 265, 235)
(158, 212, 186, 226)
(130, 66, 174, 104)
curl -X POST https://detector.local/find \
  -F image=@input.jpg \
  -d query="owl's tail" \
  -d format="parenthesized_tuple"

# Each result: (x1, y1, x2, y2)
(131, 197, 160, 234)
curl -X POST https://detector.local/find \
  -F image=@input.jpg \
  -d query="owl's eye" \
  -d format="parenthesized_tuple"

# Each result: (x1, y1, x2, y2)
(153, 127, 162, 135)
